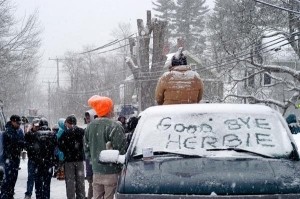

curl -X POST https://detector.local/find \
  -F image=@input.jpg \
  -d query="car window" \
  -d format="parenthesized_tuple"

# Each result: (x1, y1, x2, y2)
(132, 112, 293, 158)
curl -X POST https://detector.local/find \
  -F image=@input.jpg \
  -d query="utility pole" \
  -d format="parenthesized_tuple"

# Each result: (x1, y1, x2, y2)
(49, 57, 67, 89)
(42, 81, 56, 126)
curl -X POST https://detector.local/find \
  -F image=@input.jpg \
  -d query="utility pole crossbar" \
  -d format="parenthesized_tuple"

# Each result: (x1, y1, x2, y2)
(49, 57, 67, 89)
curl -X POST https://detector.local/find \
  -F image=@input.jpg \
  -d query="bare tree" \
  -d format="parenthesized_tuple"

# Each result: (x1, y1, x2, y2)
(0, 0, 41, 115)
(206, 0, 300, 114)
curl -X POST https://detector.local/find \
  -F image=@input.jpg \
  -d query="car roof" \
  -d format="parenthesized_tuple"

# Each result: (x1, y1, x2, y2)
(140, 103, 277, 117)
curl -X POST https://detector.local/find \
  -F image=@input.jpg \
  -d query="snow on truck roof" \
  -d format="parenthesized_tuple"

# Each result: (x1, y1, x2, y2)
(140, 103, 277, 117)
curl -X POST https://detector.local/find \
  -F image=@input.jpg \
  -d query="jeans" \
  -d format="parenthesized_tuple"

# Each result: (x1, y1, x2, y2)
(35, 163, 53, 199)
(64, 161, 85, 199)
(25, 159, 36, 196)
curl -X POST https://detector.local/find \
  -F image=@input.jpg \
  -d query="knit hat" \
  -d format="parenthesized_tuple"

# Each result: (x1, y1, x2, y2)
(170, 47, 187, 68)
(10, 115, 21, 124)
(171, 53, 187, 67)
(39, 118, 49, 127)
(88, 95, 113, 117)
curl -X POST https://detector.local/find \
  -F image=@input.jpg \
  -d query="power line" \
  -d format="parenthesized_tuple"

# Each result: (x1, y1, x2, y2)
(97, 44, 130, 54)
(79, 39, 119, 54)
(79, 33, 135, 54)
(206, 13, 300, 52)
(41, 31, 299, 84)
(197, 36, 300, 73)
(254, 0, 300, 14)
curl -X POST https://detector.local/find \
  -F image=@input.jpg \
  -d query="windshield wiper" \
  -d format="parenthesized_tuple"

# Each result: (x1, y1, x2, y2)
(132, 151, 203, 159)
(153, 151, 202, 158)
(206, 147, 273, 158)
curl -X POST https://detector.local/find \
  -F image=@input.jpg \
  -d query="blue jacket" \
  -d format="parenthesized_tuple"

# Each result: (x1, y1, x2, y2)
(3, 121, 25, 161)
(286, 114, 300, 134)
(55, 118, 65, 161)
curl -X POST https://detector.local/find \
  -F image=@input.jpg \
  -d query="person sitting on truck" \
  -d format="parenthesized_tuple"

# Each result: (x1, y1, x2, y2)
(155, 47, 204, 105)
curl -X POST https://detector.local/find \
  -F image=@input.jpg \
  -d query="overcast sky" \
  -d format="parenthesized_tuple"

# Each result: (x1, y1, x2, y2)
(15, 0, 214, 85)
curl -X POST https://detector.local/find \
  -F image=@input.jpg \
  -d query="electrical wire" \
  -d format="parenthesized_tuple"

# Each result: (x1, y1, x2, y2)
(254, 0, 300, 14)
(79, 33, 135, 54)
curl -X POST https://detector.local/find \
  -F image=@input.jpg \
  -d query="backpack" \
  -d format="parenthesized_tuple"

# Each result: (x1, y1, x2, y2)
(36, 129, 57, 165)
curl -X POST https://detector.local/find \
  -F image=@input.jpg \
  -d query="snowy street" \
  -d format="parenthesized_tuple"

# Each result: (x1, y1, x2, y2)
(14, 157, 89, 199)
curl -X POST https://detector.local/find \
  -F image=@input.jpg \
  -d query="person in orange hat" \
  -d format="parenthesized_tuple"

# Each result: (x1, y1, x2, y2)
(85, 95, 127, 199)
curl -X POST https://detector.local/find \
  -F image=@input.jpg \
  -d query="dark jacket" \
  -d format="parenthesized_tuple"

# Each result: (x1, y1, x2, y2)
(25, 129, 39, 160)
(58, 126, 85, 162)
(3, 121, 25, 161)
(30, 127, 57, 166)
(286, 114, 300, 134)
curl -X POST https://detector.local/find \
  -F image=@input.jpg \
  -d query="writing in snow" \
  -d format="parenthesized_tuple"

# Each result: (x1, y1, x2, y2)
(156, 116, 277, 149)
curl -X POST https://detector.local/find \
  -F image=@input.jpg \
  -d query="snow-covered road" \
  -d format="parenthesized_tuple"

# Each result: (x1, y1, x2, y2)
(14, 158, 88, 199)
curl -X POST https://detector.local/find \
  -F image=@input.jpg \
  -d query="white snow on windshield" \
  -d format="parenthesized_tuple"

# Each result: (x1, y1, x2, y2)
(133, 112, 292, 158)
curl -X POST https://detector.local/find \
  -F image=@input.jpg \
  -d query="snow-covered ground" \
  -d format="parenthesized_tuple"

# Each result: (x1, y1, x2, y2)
(14, 158, 89, 199)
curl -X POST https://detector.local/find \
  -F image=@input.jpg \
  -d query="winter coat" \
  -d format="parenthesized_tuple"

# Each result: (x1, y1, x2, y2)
(31, 127, 57, 166)
(24, 129, 39, 160)
(3, 121, 25, 161)
(58, 125, 85, 162)
(155, 65, 204, 105)
(55, 118, 65, 161)
(84, 109, 96, 178)
(85, 117, 127, 174)
(286, 114, 300, 134)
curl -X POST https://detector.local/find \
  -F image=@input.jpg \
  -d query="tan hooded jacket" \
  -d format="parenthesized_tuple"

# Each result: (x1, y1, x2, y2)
(155, 65, 204, 105)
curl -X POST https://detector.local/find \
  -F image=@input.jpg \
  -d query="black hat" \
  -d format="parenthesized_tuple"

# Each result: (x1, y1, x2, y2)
(39, 118, 49, 127)
(10, 115, 21, 124)
(171, 53, 187, 67)
(66, 115, 77, 125)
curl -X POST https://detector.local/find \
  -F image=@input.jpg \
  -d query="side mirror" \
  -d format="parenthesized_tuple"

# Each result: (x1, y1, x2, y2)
(99, 150, 125, 164)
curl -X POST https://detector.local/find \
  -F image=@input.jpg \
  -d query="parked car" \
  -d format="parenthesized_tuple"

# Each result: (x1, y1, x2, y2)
(100, 103, 300, 198)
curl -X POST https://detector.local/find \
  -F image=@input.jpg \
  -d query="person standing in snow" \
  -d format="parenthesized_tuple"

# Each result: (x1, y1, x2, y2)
(85, 95, 127, 199)
(33, 119, 57, 199)
(286, 114, 300, 134)
(84, 109, 96, 199)
(0, 115, 25, 199)
(155, 47, 204, 105)
(54, 118, 66, 180)
(24, 118, 40, 199)
(58, 115, 86, 199)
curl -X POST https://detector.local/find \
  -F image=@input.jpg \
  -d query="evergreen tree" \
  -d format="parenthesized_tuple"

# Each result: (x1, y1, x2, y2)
(173, 0, 209, 54)
(152, 0, 176, 43)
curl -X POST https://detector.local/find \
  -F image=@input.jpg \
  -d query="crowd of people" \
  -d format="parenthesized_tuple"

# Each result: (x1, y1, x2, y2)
(0, 96, 139, 199)
(0, 48, 204, 199)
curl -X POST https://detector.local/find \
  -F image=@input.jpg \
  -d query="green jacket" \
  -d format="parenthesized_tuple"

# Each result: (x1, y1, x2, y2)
(85, 117, 126, 174)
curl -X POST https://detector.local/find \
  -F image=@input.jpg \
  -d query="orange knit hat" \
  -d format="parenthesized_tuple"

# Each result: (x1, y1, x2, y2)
(88, 95, 113, 117)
